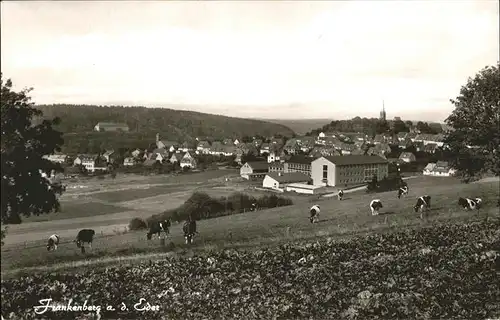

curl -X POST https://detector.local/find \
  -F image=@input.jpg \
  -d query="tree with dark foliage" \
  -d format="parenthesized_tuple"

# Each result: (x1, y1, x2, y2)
(444, 63, 500, 182)
(1, 75, 64, 236)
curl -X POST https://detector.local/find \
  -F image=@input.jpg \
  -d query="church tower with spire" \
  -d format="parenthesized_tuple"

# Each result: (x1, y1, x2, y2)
(379, 100, 387, 121)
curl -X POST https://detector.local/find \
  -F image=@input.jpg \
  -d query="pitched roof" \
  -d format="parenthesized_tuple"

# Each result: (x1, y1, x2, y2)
(246, 161, 269, 171)
(399, 152, 415, 159)
(287, 155, 314, 165)
(322, 155, 388, 166)
(266, 172, 311, 184)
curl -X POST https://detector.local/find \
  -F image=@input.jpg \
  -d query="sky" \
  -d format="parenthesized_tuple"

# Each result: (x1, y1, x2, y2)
(1, 1, 498, 122)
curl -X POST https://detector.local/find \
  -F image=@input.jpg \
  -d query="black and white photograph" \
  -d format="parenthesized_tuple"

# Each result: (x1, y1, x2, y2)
(1, 1, 499, 319)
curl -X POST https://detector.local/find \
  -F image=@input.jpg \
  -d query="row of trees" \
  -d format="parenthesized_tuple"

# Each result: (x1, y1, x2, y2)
(307, 117, 443, 137)
(1, 62, 499, 241)
(146, 192, 294, 224)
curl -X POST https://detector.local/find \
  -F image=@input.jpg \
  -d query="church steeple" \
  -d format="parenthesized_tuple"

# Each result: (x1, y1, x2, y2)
(379, 100, 386, 121)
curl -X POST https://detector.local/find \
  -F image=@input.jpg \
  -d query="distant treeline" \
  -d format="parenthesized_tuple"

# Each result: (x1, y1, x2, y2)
(35, 104, 295, 153)
(306, 117, 443, 136)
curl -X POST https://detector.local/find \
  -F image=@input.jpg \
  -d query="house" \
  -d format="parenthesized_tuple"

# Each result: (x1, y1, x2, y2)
(178, 141, 196, 152)
(123, 157, 137, 166)
(223, 138, 234, 146)
(252, 138, 263, 148)
(240, 161, 269, 180)
(267, 150, 282, 163)
(169, 153, 184, 164)
(399, 152, 416, 163)
(423, 161, 456, 177)
(310, 146, 340, 158)
(94, 122, 129, 132)
(268, 162, 284, 173)
(311, 155, 389, 187)
(259, 143, 271, 155)
(233, 139, 240, 145)
(131, 149, 142, 158)
(285, 183, 327, 195)
(284, 155, 314, 177)
(155, 133, 178, 152)
(424, 143, 438, 154)
(196, 141, 211, 154)
(103, 150, 117, 163)
(397, 132, 408, 141)
(338, 143, 357, 155)
(73, 154, 107, 172)
(43, 154, 68, 164)
(263, 172, 311, 191)
(180, 157, 197, 169)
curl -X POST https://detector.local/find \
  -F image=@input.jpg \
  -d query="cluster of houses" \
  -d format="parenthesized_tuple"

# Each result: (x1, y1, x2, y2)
(42, 128, 454, 181)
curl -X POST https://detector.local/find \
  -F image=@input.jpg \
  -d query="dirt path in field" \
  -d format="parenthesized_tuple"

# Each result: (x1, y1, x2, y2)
(2, 173, 238, 246)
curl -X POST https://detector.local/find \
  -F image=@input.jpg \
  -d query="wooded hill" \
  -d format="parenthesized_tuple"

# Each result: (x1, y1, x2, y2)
(35, 104, 295, 154)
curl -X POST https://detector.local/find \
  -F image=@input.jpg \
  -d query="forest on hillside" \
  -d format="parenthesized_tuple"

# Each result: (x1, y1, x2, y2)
(34, 104, 295, 153)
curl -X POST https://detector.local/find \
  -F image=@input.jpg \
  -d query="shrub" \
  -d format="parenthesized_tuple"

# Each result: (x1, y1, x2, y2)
(151, 191, 294, 223)
(128, 217, 148, 231)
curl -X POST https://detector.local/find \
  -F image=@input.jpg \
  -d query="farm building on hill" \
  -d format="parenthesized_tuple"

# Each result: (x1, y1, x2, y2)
(263, 172, 311, 191)
(311, 155, 389, 187)
(240, 161, 269, 180)
(423, 161, 456, 177)
(94, 122, 129, 132)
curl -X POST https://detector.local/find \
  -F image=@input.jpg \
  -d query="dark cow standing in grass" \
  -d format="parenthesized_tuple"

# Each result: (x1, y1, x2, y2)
(309, 205, 320, 223)
(370, 199, 383, 216)
(46, 234, 60, 251)
(398, 185, 409, 199)
(183, 218, 198, 244)
(146, 219, 171, 240)
(251, 202, 258, 212)
(338, 190, 344, 201)
(414, 195, 432, 219)
(458, 197, 482, 211)
(75, 229, 95, 253)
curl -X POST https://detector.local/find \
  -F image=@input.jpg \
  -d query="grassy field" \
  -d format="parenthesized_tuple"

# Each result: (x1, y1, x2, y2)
(2, 175, 498, 276)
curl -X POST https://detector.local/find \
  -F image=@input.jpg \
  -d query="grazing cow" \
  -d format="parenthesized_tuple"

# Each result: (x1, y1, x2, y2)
(75, 229, 95, 252)
(370, 199, 383, 216)
(397, 185, 409, 199)
(46, 234, 60, 251)
(146, 219, 171, 240)
(414, 195, 432, 219)
(309, 205, 320, 223)
(458, 197, 482, 211)
(338, 190, 344, 201)
(183, 218, 198, 244)
(251, 202, 258, 212)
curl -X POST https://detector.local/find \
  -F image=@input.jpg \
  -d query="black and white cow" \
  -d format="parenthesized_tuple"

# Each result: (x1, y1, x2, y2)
(183, 219, 198, 244)
(458, 197, 482, 211)
(309, 205, 320, 223)
(75, 229, 95, 253)
(46, 234, 60, 251)
(370, 199, 383, 216)
(414, 195, 432, 219)
(251, 202, 258, 212)
(146, 219, 171, 240)
(338, 190, 344, 201)
(397, 185, 409, 199)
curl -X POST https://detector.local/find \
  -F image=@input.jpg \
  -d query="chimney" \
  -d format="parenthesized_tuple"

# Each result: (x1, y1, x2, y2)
(156, 133, 160, 142)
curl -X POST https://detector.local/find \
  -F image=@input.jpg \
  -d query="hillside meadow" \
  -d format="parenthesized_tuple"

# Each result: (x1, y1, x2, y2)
(1, 176, 498, 276)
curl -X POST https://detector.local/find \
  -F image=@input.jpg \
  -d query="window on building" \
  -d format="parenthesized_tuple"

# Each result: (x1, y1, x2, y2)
(323, 164, 328, 179)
